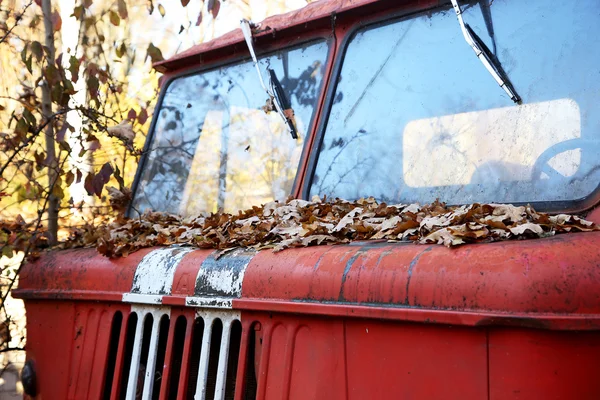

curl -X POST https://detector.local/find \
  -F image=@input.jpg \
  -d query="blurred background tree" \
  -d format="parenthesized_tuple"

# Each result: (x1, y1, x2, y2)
(0, 0, 316, 395)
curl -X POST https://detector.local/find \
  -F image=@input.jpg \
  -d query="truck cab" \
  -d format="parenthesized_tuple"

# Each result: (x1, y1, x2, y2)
(14, 0, 600, 399)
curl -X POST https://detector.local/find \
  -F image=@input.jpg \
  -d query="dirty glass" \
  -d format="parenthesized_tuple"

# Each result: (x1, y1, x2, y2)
(309, 0, 600, 206)
(132, 41, 327, 215)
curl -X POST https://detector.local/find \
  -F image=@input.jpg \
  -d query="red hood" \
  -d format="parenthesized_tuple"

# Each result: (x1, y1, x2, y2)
(14, 231, 600, 329)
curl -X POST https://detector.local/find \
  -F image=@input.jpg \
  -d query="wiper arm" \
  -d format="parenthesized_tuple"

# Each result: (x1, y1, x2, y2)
(240, 19, 298, 139)
(450, 0, 521, 104)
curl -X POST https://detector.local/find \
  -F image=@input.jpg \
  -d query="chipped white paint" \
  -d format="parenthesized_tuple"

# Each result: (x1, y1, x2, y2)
(125, 305, 170, 400)
(185, 296, 234, 309)
(201, 266, 244, 296)
(191, 248, 254, 310)
(132, 247, 194, 294)
(123, 246, 194, 304)
(122, 293, 163, 305)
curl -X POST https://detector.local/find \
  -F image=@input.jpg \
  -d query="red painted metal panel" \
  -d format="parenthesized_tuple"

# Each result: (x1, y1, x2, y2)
(24, 300, 75, 399)
(488, 328, 600, 399)
(24, 300, 131, 399)
(240, 311, 600, 399)
(241, 233, 600, 328)
(170, 250, 212, 296)
(14, 248, 153, 301)
(244, 312, 347, 400)
(68, 307, 105, 399)
(344, 320, 488, 399)
(234, 299, 600, 330)
(241, 311, 489, 399)
(263, 323, 288, 400)
(153, 0, 369, 72)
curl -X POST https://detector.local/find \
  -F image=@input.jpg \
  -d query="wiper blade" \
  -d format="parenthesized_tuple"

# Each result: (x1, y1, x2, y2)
(450, 0, 521, 104)
(240, 19, 298, 139)
(267, 69, 298, 139)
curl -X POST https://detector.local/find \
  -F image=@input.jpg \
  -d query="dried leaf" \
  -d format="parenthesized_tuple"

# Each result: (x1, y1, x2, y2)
(107, 120, 135, 148)
(207, 0, 220, 18)
(509, 223, 544, 235)
(146, 43, 164, 63)
(27, 195, 598, 258)
(51, 10, 62, 31)
(117, 0, 128, 19)
(138, 108, 149, 125)
(109, 10, 120, 26)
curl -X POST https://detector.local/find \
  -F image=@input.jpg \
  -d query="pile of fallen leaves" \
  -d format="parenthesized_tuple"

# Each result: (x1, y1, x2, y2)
(60, 196, 599, 258)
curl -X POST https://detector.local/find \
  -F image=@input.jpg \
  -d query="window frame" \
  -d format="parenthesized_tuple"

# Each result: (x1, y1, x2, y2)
(301, 1, 600, 214)
(128, 34, 334, 217)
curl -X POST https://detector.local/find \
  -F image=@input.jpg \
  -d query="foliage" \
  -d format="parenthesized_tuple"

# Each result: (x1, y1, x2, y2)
(0, 0, 220, 373)
(0, 0, 319, 377)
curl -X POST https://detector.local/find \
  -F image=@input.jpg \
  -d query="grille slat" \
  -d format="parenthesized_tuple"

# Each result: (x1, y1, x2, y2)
(125, 314, 145, 399)
(213, 320, 232, 400)
(105, 307, 246, 400)
(194, 317, 215, 399)
(141, 314, 162, 399)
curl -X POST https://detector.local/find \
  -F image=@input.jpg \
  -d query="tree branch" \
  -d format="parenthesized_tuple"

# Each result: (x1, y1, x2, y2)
(0, 1, 34, 45)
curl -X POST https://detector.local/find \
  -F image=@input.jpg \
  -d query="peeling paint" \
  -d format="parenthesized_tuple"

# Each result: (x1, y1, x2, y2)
(122, 293, 163, 305)
(185, 296, 235, 308)
(194, 248, 255, 298)
(186, 248, 256, 309)
(130, 247, 194, 295)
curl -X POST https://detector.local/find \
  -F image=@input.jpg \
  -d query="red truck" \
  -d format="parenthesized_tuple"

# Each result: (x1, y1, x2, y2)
(14, 0, 600, 398)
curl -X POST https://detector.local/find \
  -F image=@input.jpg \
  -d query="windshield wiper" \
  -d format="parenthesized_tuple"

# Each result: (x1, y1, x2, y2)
(450, 0, 521, 104)
(240, 19, 298, 139)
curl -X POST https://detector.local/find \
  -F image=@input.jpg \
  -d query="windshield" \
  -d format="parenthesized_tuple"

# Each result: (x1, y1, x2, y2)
(309, 0, 600, 206)
(133, 41, 328, 215)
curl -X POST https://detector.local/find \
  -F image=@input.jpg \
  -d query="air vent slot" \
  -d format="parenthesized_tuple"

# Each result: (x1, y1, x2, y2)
(119, 312, 139, 399)
(225, 320, 243, 399)
(167, 315, 188, 400)
(102, 311, 123, 400)
(206, 318, 223, 399)
(152, 314, 171, 399)
(186, 317, 206, 398)
(242, 323, 259, 400)
(106, 307, 246, 399)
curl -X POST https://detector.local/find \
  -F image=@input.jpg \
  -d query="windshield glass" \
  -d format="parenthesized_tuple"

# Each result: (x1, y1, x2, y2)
(309, 0, 600, 206)
(133, 41, 327, 215)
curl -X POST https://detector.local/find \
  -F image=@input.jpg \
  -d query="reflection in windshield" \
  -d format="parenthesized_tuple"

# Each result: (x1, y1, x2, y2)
(403, 99, 581, 191)
(310, 0, 600, 206)
(133, 41, 327, 215)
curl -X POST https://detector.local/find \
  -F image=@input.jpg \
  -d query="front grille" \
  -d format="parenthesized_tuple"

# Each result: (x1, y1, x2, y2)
(103, 307, 246, 400)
